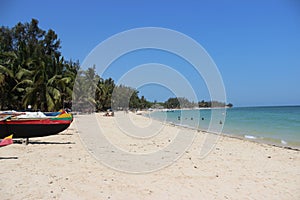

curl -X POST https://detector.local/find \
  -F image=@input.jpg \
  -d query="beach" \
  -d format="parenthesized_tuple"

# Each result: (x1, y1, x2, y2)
(1, 112, 299, 200)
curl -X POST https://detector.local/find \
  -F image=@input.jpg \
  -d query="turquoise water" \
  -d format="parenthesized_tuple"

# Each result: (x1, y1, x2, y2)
(148, 106, 300, 148)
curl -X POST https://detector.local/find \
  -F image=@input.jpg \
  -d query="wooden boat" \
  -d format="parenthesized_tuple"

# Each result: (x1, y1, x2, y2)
(0, 110, 73, 138)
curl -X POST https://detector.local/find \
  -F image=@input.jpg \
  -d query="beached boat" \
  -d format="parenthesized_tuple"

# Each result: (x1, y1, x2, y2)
(0, 110, 73, 138)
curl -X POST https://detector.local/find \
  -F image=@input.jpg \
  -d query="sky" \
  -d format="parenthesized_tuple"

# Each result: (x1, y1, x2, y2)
(1, 0, 300, 106)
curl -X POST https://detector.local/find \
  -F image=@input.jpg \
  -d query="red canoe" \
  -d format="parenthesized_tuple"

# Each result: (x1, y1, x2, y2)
(0, 111, 73, 138)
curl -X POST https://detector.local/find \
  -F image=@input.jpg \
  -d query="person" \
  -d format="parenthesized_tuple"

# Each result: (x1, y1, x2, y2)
(104, 109, 114, 117)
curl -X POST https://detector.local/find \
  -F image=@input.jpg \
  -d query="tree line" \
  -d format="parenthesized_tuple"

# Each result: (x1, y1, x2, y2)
(163, 98, 233, 109)
(0, 19, 232, 112)
(0, 19, 78, 111)
(72, 66, 151, 112)
(72, 68, 233, 112)
(0, 19, 151, 112)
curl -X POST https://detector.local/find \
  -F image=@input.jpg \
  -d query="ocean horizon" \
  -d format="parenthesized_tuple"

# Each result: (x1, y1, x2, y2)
(147, 105, 300, 149)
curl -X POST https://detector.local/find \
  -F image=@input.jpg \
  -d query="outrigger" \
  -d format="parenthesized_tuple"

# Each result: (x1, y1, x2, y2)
(0, 110, 73, 143)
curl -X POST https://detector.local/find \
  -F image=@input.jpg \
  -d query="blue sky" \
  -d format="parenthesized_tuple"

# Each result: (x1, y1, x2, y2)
(1, 0, 300, 106)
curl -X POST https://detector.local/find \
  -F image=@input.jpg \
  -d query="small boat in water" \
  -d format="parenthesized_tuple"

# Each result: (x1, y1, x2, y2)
(0, 110, 73, 139)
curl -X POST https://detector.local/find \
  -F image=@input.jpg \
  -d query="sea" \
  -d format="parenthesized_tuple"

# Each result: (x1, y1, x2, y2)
(147, 106, 300, 148)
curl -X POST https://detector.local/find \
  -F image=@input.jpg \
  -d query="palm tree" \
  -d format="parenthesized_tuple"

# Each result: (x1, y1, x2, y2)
(72, 67, 100, 112)
(0, 51, 26, 109)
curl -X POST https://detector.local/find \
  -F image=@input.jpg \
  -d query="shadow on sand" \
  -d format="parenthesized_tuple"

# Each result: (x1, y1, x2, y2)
(59, 133, 73, 135)
(0, 156, 18, 160)
(13, 140, 75, 145)
(29, 141, 75, 145)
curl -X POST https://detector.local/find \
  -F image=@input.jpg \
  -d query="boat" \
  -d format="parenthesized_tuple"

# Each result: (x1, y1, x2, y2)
(0, 110, 73, 139)
(0, 134, 13, 147)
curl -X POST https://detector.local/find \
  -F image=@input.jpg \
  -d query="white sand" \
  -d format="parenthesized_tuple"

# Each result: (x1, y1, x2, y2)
(0, 112, 299, 199)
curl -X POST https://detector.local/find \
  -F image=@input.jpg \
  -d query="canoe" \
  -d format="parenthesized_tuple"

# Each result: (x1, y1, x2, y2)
(0, 111, 73, 138)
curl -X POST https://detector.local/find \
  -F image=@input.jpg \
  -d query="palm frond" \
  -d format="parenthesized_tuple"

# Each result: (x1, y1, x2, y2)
(15, 67, 34, 80)
(0, 65, 14, 78)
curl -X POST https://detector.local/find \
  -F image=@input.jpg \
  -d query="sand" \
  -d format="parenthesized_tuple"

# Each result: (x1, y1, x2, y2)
(0, 112, 299, 199)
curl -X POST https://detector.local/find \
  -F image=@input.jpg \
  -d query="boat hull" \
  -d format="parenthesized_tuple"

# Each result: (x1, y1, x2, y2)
(0, 119, 71, 138)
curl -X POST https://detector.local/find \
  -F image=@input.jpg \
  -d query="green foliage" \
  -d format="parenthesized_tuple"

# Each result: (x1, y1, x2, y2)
(95, 76, 115, 111)
(0, 19, 232, 112)
(198, 100, 233, 108)
(164, 98, 233, 109)
(0, 19, 78, 111)
(73, 67, 152, 112)
(164, 97, 180, 108)
(164, 97, 198, 109)
(111, 85, 135, 110)
(101, 82, 152, 111)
